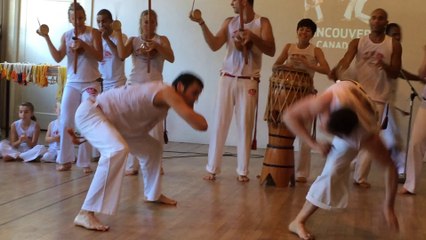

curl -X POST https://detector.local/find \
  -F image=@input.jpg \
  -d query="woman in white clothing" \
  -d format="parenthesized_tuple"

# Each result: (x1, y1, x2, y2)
(116, 9, 175, 175)
(37, 2, 103, 173)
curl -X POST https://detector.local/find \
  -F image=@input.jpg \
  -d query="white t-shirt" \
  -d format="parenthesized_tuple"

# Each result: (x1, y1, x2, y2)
(96, 81, 168, 139)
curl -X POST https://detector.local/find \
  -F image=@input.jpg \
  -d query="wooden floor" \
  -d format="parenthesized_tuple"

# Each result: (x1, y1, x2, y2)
(0, 142, 425, 240)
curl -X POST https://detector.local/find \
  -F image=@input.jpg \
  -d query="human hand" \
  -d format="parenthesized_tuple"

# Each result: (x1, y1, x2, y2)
(313, 141, 332, 157)
(36, 24, 49, 38)
(189, 9, 203, 24)
(70, 38, 85, 54)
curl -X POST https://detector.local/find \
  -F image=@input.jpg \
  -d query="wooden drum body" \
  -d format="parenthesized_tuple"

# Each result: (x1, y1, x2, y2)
(260, 66, 314, 187)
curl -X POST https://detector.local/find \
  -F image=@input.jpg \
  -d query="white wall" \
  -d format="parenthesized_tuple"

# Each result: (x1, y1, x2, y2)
(12, 0, 426, 148)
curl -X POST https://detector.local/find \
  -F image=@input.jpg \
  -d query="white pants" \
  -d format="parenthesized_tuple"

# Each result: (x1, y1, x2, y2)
(206, 76, 258, 176)
(0, 140, 47, 162)
(76, 100, 163, 214)
(126, 120, 164, 171)
(404, 102, 426, 193)
(307, 137, 358, 209)
(41, 149, 58, 162)
(353, 102, 385, 183)
(295, 120, 313, 179)
(381, 106, 406, 174)
(57, 82, 100, 168)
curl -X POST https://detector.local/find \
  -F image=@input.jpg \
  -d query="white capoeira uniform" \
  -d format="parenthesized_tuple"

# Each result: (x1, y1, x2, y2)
(206, 14, 262, 176)
(286, 43, 318, 179)
(0, 119, 46, 162)
(75, 81, 168, 214)
(41, 119, 60, 163)
(403, 86, 426, 193)
(353, 35, 396, 184)
(99, 32, 127, 91)
(307, 80, 379, 209)
(58, 27, 101, 168)
(125, 34, 168, 172)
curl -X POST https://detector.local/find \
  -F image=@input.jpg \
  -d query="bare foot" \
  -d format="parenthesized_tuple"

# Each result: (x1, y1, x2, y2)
(145, 194, 177, 205)
(83, 167, 93, 174)
(203, 173, 216, 181)
(74, 210, 109, 231)
(398, 187, 415, 195)
(296, 177, 307, 183)
(353, 181, 371, 188)
(56, 162, 72, 171)
(125, 169, 139, 176)
(237, 175, 250, 182)
(288, 221, 314, 240)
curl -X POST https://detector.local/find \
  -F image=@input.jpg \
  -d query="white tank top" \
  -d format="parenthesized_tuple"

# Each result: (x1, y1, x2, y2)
(326, 80, 379, 148)
(355, 35, 394, 103)
(65, 27, 101, 82)
(286, 43, 317, 78)
(221, 15, 262, 77)
(128, 35, 164, 83)
(99, 32, 127, 91)
(48, 119, 60, 151)
(96, 81, 168, 139)
(13, 119, 37, 152)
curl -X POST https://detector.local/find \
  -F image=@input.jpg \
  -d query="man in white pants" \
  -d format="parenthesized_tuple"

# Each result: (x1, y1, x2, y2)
(72, 73, 207, 231)
(284, 80, 398, 240)
(331, 8, 402, 187)
(400, 46, 426, 194)
(189, 0, 275, 182)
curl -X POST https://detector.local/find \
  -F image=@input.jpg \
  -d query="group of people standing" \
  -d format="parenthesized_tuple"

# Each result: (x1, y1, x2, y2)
(1, 1, 425, 239)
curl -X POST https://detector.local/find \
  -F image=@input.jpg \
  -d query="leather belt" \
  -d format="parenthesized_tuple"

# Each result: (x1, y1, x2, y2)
(221, 72, 259, 81)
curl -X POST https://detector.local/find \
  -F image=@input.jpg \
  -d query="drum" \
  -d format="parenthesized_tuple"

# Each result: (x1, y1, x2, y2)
(260, 66, 314, 187)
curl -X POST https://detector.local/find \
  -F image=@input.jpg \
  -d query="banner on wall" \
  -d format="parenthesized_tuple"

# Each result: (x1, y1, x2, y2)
(303, 0, 373, 49)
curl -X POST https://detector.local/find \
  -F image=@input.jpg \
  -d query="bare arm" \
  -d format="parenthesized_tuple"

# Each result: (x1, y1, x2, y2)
(115, 31, 133, 59)
(103, 33, 127, 61)
(28, 123, 41, 148)
(273, 43, 290, 68)
(45, 122, 60, 144)
(312, 47, 331, 75)
(329, 38, 359, 81)
(283, 92, 333, 156)
(378, 38, 402, 79)
(9, 123, 20, 148)
(156, 87, 208, 131)
(242, 17, 275, 57)
(361, 134, 399, 230)
(399, 69, 422, 81)
(74, 28, 103, 61)
(152, 36, 175, 63)
(37, 31, 66, 63)
(189, 11, 229, 52)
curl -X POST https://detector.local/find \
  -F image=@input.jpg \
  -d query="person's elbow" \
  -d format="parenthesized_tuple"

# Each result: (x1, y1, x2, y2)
(196, 121, 208, 131)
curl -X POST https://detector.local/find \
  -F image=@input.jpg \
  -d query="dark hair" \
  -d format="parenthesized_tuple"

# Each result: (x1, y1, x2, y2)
(297, 18, 317, 34)
(386, 22, 400, 35)
(20, 102, 37, 121)
(172, 73, 204, 91)
(327, 108, 358, 136)
(247, 0, 254, 6)
(97, 9, 113, 21)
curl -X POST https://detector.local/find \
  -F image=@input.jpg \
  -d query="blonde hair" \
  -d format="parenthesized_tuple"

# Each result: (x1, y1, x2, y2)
(139, 9, 157, 35)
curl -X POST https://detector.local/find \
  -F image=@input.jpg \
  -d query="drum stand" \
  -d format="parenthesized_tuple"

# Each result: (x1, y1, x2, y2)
(402, 79, 420, 182)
